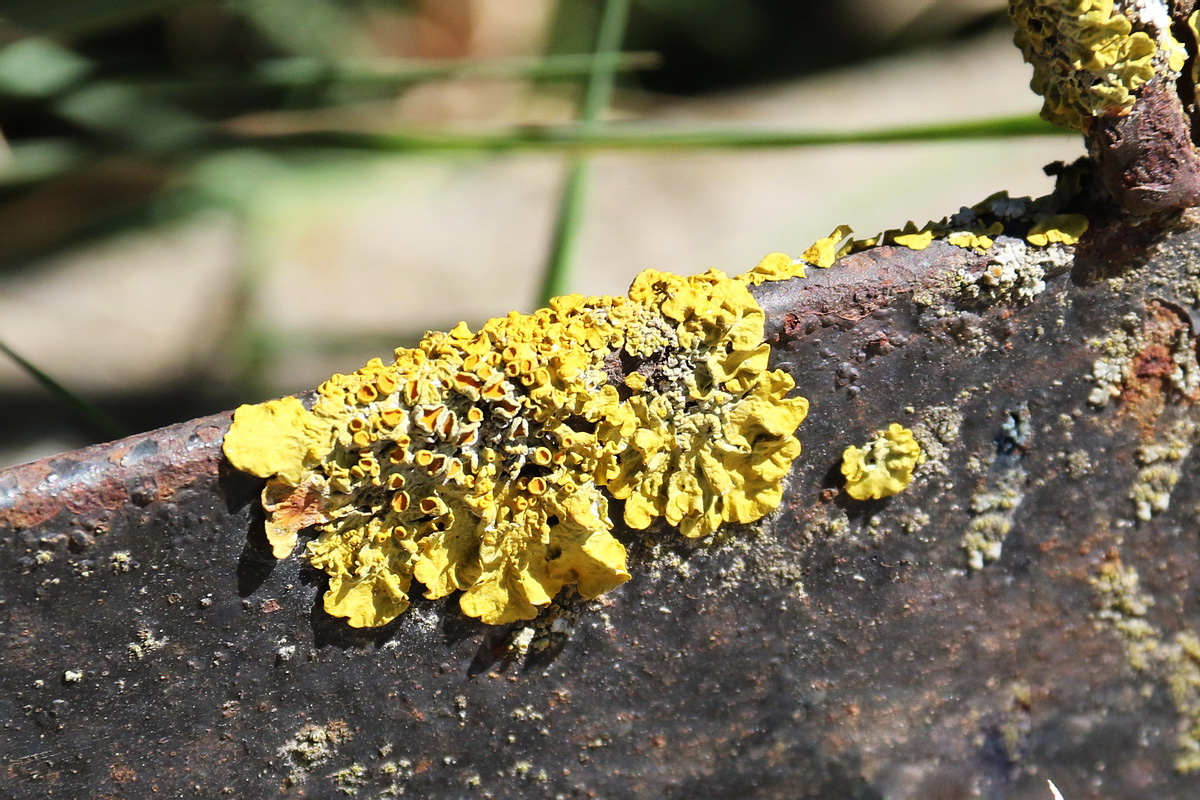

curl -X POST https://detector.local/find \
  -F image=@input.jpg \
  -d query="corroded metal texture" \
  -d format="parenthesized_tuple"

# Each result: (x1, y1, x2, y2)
(4, 208, 1200, 799)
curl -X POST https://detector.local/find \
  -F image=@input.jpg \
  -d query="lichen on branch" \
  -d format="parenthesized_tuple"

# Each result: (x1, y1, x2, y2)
(1010, 0, 1186, 130)
(222, 169, 1096, 629)
(224, 265, 809, 627)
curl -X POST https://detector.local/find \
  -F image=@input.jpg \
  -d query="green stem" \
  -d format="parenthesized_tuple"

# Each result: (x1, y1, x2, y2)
(227, 114, 1065, 156)
(0, 340, 127, 439)
(129, 52, 661, 96)
(538, 0, 633, 307)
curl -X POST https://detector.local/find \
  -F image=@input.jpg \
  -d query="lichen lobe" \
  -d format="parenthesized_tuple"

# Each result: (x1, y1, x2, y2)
(840, 424, 924, 501)
(223, 266, 808, 627)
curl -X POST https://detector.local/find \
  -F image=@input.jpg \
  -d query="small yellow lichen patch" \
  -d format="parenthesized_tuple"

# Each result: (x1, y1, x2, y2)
(223, 265, 809, 627)
(1026, 213, 1089, 246)
(802, 225, 854, 268)
(947, 221, 1004, 253)
(225, 397, 310, 485)
(739, 252, 806, 285)
(890, 222, 938, 251)
(1191, 12, 1200, 86)
(840, 423, 923, 501)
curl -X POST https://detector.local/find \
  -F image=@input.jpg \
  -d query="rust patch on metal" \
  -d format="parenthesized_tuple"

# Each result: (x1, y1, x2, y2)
(755, 241, 982, 339)
(0, 411, 233, 535)
(1118, 300, 1198, 437)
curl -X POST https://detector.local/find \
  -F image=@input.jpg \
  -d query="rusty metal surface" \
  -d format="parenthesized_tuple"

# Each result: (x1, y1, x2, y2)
(3, 208, 1200, 798)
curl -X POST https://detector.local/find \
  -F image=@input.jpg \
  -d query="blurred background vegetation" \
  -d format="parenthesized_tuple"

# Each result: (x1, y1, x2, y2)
(0, 0, 1081, 467)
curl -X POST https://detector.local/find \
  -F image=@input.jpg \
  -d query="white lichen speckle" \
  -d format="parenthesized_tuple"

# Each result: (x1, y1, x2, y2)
(963, 466, 1027, 571)
(278, 721, 352, 783)
(126, 628, 168, 661)
(1065, 449, 1093, 478)
(1087, 313, 1141, 407)
(1091, 556, 1200, 773)
(911, 405, 964, 477)
(1131, 418, 1196, 521)
(958, 240, 1072, 304)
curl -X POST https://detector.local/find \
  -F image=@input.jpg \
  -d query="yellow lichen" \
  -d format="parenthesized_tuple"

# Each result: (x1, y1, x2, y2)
(739, 251, 807, 285)
(1191, 11, 1200, 87)
(1026, 213, 1089, 246)
(224, 397, 310, 486)
(840, 423, 923, 501)
(223, 175, 1093, 629)
(224, 266, 808, 627)
(890, 221, 938, 251)
(801, 225, 854, 268)
(735, 225, 856, 284)
(947, 221, 1005, 253)
(736, 192, 1072, 289)
(1010, 0, 1163, 129)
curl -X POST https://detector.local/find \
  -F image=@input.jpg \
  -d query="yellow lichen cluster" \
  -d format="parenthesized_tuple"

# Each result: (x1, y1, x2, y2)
(840, 423, 924, 501)
(1010, 0, 1182, 130)
(738, 226, 854, 285)
(1026, 213, 1089, 246)
(834, 207, 1008, 258)
(1192, 12, 1200, 87)
(735, 189, 1088, 281)
(224, 267, 809, 627)
(857, 205, 1089, 255)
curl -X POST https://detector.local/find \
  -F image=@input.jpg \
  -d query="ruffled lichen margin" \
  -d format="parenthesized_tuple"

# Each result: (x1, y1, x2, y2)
(224, 265, 810, 627)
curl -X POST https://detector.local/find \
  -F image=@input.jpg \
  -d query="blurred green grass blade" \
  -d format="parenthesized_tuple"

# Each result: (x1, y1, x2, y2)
(130, 52, 661, 98)
(539, 0, 632, 306)
(0, 114, 1059, 268)
(577, 5, 629, 124)
(258, 51, 661, 86)
(0, 340, 127, 439)
(235, 113, 1063, 154)
(540, 160, 592, 305)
